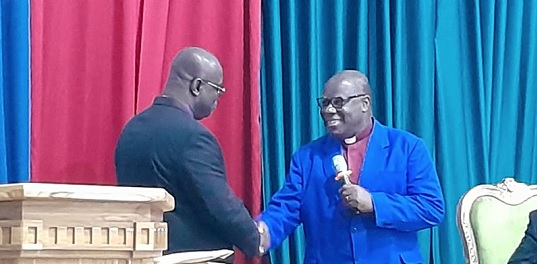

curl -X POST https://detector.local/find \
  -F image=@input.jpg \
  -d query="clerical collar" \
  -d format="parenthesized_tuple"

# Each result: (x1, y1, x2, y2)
(343, 122, 373, 145)
(344, 136, 357, 144)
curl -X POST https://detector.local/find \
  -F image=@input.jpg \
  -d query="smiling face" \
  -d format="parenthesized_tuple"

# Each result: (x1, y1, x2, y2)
(320, 72, 372, 141)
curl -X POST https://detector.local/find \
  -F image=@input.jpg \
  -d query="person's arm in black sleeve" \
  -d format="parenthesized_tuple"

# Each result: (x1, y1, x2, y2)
(177, 130, 260, 257)
(509, 210, 537, 264)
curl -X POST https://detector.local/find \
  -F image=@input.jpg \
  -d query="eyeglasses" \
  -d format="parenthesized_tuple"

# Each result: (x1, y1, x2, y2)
(193, 77, 226, 95)
(316, 94, 367, 110)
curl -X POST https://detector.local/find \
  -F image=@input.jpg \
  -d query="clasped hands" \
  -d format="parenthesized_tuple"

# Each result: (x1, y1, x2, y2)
(253, 171, 374, 256)
(255, 220, 270, 256)
(335, 170, 374, 213)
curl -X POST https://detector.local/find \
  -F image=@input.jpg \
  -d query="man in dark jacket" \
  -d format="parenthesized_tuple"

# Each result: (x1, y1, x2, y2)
(114, 47, 261, 259)
(509, 209, 537, 263)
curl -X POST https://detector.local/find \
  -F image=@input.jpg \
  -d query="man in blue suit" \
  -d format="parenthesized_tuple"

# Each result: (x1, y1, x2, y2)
(257, 70, 445, 263)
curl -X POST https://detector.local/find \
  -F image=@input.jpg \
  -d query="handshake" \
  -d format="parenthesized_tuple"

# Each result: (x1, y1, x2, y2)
(254, 220, 271, 256)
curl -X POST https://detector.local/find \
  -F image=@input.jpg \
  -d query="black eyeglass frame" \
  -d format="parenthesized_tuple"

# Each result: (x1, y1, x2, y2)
(316, 94, 368, 109)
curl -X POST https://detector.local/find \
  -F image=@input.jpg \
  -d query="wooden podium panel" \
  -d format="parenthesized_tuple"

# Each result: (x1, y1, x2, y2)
(0, 183, 175, 264)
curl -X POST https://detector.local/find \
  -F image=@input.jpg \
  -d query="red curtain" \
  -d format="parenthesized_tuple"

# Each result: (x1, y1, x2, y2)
(31, 1, 261, 263)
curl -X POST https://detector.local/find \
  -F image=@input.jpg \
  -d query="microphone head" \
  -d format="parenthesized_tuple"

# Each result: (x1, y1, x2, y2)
(332, 155, 348, 173)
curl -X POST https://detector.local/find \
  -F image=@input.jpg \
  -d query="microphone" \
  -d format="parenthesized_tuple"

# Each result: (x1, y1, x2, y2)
(332, 155, 351, 184)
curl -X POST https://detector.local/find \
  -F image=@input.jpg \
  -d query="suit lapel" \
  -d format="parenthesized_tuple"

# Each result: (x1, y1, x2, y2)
(319, 135, 350, 214)
(321, 135, 344, 179)
(360, 120, 390, 183)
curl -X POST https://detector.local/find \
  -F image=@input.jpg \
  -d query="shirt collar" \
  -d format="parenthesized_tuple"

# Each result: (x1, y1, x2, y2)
(344, 118, 374, 145)
(153, 95, 193, 118)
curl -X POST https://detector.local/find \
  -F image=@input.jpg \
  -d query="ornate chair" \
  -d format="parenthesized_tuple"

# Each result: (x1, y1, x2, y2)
(457, 178, 537, 264)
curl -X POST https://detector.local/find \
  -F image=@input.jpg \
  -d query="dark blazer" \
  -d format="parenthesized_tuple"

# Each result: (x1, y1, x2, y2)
(509, 210, 537, 264)
(115, 96, 259, 258)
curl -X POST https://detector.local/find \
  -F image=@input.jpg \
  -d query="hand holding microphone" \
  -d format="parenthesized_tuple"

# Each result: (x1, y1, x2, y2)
(332, 154, 374, 213)
(332, 155, 352, 184)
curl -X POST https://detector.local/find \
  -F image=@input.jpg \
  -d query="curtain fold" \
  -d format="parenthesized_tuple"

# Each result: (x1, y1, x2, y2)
(260, 0, 537, 263)
(434, 1, 537, 263)
(31, 2, 262, 263)
(0, 0, 30, 183)
(261, 1, 436, 263)
(31, 0, 141, 184)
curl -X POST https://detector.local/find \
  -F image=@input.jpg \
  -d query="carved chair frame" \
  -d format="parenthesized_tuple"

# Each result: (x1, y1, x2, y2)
(456, 178, 537, 264)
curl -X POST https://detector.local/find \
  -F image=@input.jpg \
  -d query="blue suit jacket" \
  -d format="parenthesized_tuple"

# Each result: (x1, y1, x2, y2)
(260, 120, 445, 263)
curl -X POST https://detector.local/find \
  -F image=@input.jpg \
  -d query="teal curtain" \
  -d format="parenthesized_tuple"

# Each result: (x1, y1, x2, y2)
(0, 0, 30, 183)
(435, 0, 537, 262)
(260, 0, 537, 263)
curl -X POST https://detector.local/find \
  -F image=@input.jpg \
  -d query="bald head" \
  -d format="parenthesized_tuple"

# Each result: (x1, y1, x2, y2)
(163, 47, 225, 120)
(325, 70, 372, 98)
(167, 47, 223, 92)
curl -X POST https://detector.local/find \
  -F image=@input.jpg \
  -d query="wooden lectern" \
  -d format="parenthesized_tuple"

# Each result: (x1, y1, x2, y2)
(0, 183, 175, 264)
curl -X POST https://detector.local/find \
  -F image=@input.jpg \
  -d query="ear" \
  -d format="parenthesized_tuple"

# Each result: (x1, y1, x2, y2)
(190, 79, 201, 96)
(361, 96, 371, 112)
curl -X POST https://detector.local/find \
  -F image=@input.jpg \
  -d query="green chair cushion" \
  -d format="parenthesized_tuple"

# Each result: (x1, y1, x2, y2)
(470, 196, 537, 264)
